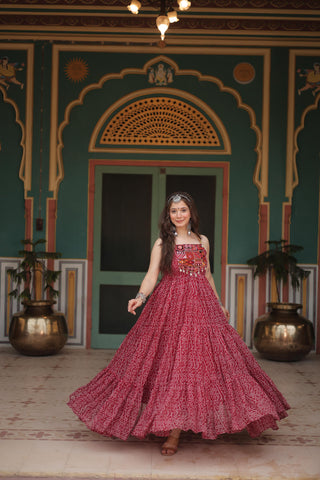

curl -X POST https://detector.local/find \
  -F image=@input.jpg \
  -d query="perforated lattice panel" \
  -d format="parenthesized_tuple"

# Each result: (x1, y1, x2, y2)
(100, 97, 221, 147)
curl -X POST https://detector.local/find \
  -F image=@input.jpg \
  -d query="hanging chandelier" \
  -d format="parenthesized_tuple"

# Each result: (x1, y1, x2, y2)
(127, 0, 191, 41)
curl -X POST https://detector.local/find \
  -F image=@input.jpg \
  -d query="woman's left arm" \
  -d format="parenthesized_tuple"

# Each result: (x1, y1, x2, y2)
(201, 235, 230, 320)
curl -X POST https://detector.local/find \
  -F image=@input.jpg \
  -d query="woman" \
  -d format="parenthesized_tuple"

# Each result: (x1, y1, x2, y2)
(68, 192, 290, 456)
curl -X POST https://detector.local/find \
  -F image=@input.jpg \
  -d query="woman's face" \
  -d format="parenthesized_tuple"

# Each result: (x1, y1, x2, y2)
(169, 200, 191, 229)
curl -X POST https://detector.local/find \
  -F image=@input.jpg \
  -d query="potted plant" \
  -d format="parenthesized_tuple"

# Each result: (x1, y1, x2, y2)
(7, 239, 68, 356)
(247, 239, 314, 361)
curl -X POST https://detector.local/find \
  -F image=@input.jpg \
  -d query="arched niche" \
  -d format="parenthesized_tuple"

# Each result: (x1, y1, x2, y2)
(292, 98, 320, 263)
(0, 88, 25, 256)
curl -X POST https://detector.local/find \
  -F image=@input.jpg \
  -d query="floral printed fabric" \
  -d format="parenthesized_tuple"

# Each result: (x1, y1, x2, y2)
(68, 244, 290, 440)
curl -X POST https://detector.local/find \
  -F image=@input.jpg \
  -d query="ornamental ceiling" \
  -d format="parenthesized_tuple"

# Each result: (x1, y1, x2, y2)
(0, 0, 319, 44)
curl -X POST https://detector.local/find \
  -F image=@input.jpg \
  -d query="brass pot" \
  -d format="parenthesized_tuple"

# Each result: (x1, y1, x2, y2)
(9, 300, 68, 356)
(253, 303, 315, 362)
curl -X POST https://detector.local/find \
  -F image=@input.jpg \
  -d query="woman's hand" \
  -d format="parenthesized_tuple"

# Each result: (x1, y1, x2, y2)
(221, 306, 230, 319)
(128, 297, 143, 315)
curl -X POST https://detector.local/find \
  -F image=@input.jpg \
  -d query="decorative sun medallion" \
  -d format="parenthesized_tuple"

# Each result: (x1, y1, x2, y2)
(233, 62, 255, 85)
(64, 57, 89, 83)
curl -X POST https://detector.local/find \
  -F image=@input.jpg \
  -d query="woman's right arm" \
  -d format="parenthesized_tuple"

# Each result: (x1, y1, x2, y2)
(127, 238, 162, 315)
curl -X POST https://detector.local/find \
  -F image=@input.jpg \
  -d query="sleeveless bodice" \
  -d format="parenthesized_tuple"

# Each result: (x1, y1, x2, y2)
(172, 243, 207, 277)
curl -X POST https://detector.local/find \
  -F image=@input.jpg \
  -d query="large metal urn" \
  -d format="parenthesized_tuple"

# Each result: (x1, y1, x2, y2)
(253, 303, 314, 362)
(9, 300, 68, 356)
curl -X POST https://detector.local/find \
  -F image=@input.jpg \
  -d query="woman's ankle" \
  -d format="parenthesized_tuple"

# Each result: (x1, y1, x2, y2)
(170, 428, 181, 438)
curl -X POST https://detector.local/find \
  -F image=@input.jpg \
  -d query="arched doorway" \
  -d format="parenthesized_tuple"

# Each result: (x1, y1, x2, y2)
(56, 56, 260, 348)
(87, 88, 231, 348)
(91, 164, 225, 348)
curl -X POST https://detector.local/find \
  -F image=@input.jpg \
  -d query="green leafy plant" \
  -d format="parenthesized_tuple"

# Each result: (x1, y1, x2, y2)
(7, 239, 62, 302)
(247, 239, 310, 303)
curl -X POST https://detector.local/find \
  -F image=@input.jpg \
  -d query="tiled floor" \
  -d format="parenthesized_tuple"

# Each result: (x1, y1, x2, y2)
(0, 345, 319, 480)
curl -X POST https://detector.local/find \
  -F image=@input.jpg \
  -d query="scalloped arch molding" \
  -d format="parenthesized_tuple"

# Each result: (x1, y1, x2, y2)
(0, 86, 25, 186)
(54, 55, 262, 199)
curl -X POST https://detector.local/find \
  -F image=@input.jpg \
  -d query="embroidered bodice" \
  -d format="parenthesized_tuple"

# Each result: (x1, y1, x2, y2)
(174, 244, 207, 277)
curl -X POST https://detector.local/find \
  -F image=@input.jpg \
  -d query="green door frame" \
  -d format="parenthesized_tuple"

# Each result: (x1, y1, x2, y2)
(91, 164, 223, 348)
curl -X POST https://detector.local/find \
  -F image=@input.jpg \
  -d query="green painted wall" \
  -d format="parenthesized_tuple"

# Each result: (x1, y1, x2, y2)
(57, 51, 260, 261)
(0, 92, 25, 256)
(0, 43, 319, 268)
(292, 104, 320, 263)
(0, 49, 27, 256)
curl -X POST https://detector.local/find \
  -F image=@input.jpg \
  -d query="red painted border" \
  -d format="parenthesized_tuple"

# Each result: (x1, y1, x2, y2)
(220, 163, 229, 305)
(47, 199, 57, 269)
(258, 203, 269, 316)
(24, 198, 33, 242)
(2, 0, 318, 11)
(86, 165, 95, 348)
(1, 14, 318, 34)
(282, 204, 292, 303)
(86, 159, 229, 348)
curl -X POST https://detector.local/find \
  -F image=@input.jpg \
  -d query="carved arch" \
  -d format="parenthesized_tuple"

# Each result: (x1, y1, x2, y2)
(90, 90, 230, 152)
(55, 55, 262, 199)
(291, 94, 320, 197)
(0, 87, 25, 188)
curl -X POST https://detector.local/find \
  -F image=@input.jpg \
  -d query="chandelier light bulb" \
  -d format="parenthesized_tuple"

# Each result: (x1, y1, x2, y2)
(177, 0, 191, 11)
(156, 15, 170, 40)
(127, 0, 141, 14)
(127, 0, 191, 40)
(167, 9, 179, 23)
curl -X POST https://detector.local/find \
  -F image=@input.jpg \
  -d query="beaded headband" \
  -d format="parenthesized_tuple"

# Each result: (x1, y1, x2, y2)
(167, 193, 191, 204)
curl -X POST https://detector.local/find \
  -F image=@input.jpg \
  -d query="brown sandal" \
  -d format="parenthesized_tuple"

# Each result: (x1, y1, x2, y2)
(161, 440, 178, 456)
(161, 430, 181, 456)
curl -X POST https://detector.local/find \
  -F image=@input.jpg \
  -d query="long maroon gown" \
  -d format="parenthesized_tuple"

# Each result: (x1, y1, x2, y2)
(68, 243, 290, 440)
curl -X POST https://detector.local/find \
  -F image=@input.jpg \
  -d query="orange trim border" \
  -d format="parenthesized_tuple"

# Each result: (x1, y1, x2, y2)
(282, 203, 292, 303)
(258, 202, 269, 316)
(46, 198, 57, 275)
(24, 198, 33, 241)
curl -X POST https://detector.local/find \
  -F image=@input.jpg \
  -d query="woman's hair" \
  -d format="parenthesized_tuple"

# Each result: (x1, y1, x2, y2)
(159, 192, 201, 274)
